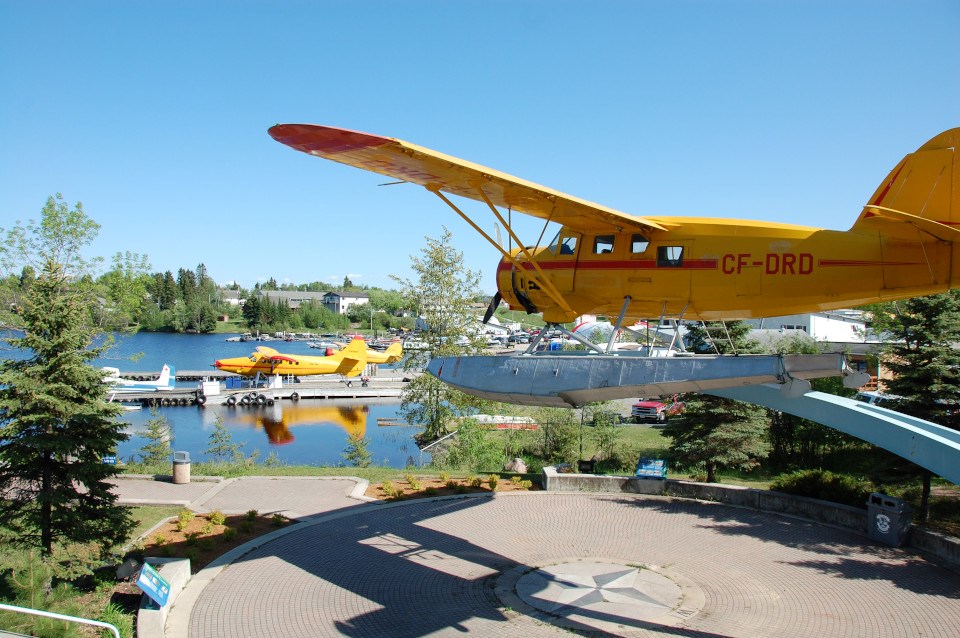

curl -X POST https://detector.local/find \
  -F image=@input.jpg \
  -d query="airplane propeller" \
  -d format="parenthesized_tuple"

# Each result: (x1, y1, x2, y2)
(482, 291, 502, 324)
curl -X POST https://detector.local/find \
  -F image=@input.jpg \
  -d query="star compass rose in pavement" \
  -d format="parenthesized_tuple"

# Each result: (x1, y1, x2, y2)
(512, 560, 703, 633)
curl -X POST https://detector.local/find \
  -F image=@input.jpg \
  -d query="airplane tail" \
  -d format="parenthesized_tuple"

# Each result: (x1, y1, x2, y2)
(157, 364, 176, 389)
(383, 342, 403, 363)
(334, 339, 369, 377)
(852, 128, 960, 239)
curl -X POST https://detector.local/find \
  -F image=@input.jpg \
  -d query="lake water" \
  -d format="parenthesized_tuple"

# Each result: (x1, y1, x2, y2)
(91, 332, 426, 468)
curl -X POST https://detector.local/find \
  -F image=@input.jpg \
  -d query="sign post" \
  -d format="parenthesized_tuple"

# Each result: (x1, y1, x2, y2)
(136, 562, 171, 608)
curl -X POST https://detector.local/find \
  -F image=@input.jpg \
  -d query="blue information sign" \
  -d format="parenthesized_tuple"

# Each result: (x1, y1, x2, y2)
(635, 458, 667, 478)
(136, 562, 171, 608)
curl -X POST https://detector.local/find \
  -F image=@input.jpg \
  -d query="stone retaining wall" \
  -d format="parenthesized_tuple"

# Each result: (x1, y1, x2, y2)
(542, 466, 957, 570)
(137, 557, 190, 638)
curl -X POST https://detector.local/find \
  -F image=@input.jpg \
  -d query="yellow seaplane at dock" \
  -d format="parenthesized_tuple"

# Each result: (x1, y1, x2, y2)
(268, 124, 959, 405)
(214, 339, 372, 378)
(308, 340, 404, 365)
(366, 341, 403, 365)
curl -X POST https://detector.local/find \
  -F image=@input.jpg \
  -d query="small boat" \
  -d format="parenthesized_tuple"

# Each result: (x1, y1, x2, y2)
(308, 340, 341, 351)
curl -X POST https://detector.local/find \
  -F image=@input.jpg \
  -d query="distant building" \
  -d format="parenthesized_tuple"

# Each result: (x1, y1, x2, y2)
(221, 290, 244, 306)
(322, 291, 370, 315)
(746, 310, 885, 389)
(256, 290, 327, 310)
(746, 310, 881, 351)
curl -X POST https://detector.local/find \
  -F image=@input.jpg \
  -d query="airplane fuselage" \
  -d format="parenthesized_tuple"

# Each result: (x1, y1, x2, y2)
(214, 353, 351, 377)
(501, 217, 956, 323)
(267, 123, 960, 325)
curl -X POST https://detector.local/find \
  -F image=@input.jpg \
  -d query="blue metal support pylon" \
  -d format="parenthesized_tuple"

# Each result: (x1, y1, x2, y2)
(708, 385, 960, 486)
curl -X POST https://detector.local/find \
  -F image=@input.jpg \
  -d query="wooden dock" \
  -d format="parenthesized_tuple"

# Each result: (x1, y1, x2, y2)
(111, 374, 413, 407)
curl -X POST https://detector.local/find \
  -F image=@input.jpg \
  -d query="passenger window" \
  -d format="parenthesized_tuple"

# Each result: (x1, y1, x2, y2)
(657, 246, 684, 267)
(593, 235, 614, 254)
(631, 234, 650, 254)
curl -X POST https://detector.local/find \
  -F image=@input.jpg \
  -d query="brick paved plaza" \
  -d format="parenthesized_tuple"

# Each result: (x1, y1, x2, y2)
(174, 492, 960, 637)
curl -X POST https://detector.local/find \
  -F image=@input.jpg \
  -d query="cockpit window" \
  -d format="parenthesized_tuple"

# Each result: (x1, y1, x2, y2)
(593, 235, 614, 254)
(631, 234, 650, 254)
(548, 230, 578, 256)
(249, 355, 257, 362)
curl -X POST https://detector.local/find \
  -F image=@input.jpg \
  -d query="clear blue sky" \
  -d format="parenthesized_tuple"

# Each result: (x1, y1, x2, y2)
(1, 1, 957, 294)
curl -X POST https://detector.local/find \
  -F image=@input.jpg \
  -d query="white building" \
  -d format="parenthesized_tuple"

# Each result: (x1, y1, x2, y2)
(748, 310, 881, 349)
(322, 291, 370, 315)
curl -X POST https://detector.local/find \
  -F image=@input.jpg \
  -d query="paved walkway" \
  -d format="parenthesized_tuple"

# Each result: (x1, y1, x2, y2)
(111, 475, 367, 519)
(114, 478, 960, 637)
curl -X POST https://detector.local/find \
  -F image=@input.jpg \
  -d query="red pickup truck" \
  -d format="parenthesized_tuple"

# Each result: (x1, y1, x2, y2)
(631, 395, 685, 423)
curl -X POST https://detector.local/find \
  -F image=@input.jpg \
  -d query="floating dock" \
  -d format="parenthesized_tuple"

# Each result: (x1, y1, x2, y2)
(111, 375, 411, 407)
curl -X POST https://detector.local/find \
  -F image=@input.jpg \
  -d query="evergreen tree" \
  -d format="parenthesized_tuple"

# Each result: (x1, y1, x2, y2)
(391, 228, 485, 441)
(176, 268, 198, 304)
(0, 262, 134, 555)
(138, 411, 173, 466)
(874, 292, 960, 519)
(0, 196, 133, 556)
(242, 295, 264, 329)
(204, 416, 243, 463)
(341, 432, 372, 468)
(160, 270, 177, 309)
(667, 319, 767, 482)
(663, 396, 768, 482)
(685, 320, 757, 354)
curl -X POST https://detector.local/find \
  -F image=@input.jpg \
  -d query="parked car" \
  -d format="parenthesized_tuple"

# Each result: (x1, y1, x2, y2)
(632, 395, 685, 423)
(854, 391, 902, 407)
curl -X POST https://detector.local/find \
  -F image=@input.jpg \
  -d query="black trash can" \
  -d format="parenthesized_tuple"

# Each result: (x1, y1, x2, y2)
(866, 492, 913, 547)
(173, 451, 191, 485)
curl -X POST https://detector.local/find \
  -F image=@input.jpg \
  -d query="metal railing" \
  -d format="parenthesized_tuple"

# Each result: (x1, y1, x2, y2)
(0, 602, 121, 638)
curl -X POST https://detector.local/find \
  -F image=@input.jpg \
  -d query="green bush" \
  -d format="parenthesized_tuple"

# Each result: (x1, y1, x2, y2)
(403, 474, 422, 491)
(209, 510, 227, 526)
(770, 469, 873, 508)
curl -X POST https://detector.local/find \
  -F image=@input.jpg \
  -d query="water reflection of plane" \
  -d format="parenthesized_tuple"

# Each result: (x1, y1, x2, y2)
(229, 403, 370, 445)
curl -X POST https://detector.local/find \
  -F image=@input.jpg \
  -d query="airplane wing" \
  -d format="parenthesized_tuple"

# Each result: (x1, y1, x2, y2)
(255, 346, 280, 357)
(268, 124, 666, 235)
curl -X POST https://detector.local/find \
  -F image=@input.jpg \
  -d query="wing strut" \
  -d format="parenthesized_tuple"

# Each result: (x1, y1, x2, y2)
(426, 184, 574, 314)
(605, 296, 632, 353)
